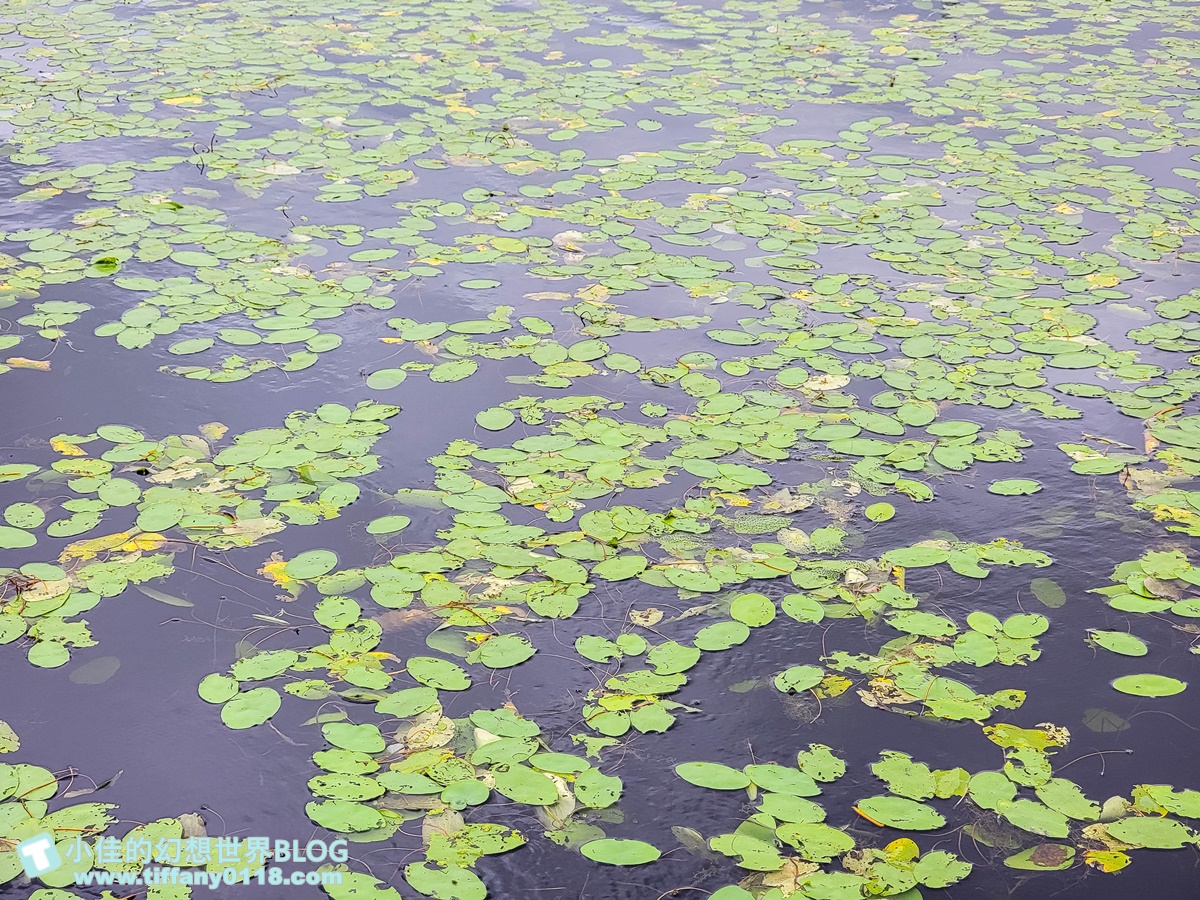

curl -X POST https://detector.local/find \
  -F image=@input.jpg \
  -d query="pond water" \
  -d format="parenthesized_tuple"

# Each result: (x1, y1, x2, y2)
(1, 0, 1200, 898)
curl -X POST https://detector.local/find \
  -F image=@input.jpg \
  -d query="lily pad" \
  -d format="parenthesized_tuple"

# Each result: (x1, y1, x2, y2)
(676, 761, 752, 790)
(1112, 674, 1186, 697)
(988, 479, 1042, 496)
(1088, 631, 1148, 657)
(220, 688, 282, 729)
(404, 863, 486, 900)
(855, 796, 946, 830)
(579, 838, 660, 865)
(283, 549, 338, 579)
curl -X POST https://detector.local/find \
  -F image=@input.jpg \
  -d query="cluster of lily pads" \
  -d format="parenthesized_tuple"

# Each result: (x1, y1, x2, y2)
(2, 0, 1200, 897)
(670, 720, 1200, 896)
(0, 401, 398, 666)
(0, 718, 259, 897)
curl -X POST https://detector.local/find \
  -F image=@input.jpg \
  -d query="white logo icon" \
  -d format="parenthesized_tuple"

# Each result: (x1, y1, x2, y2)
(17, 833, 62, 877)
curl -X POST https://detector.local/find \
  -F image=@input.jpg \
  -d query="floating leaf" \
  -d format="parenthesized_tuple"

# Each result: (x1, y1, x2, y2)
(366, 515, 411, 536)
(404, 863, 487, 900)
(797, 745, 846, 782)
(988, 479, 1042, 496)
(0, 526, 36, 549)
(884, 546, 950, 568)
(592, 555, 647, 581)
(579, 838, 660, 865)
(366, 368, 407, 390)
(694, 621, 750, 651)
(774, 665, 824, 694)
(430, 359, 478, 383)
(1111, 672, 1186, 697)
(676, 762, 751, 790)
(914, 850, 972, 888)
(0, 720, 17, 753)
(1003, 613, 1049, 639)
(775, 822, 855, 861)
(220, 687, 282, 729)
(575, 769, 622, 808)
(306, 800, 384, 834)
(1088, 630, 1148, 657)
(198, 674, 239, 704)
(168, 338, 214, 355)
(376, 687, 438, 718)
(231, 649, 298, 681)
(283, 549, 338, 580)
(745, 764, 819, 798)
(28, 642, 69, 668)
(476, 408, 516, 431)
(730, 592, 775, 627)
(473, 633, 536, 669)
(855, 796, 946, 830)
(646, 641, 701, 675)
(315, 596, 362, 630)
(492, 764, 558, 805)
(1106, 817, 1195, 849)
(1035, 778, 1101, 822)
(407, 657, 471, 691)
(323, 722, 385, 753)
(865, 502, 895, 522)
(1001, 799, 1070, 838)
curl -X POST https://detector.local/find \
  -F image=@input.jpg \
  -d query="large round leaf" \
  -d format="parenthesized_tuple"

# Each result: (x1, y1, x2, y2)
(1001, 799, 1070, 838)
(220, 688, 282, 729)
(475, 634, 536, 669)
(198, 674, 239, 704)
(492, 764, 558, 805)
(283, 549, 338, 579)
(1088, 631, 1147, 657)
(855, 796, 945, 830)
(774, 665, 824, 694)
(575, 768, 622, 808)
(1112, 674, 1186, 697)
(1106, 817, 1194, 849)
(988, 479, 1042, 496)
(579, 838, 660, 866)
(0, 526, 36, 550)
(475, 408, 515, 431)
(408, 656, 471, 690)
(404, 864, 486, 900)
(676, 761, 751, 790)
(884, 546, 950, 567)
(730, 593, 775, 627)
(366, 515, 411, 536)
(306, 800, 385, 834)
(592, 555, 647, 581)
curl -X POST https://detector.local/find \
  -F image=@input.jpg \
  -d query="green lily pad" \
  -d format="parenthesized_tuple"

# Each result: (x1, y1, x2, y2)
(283, 549, 338, 579)
(1088, 630, 1148, 657)
(366, 515, 411, 535)
(854, 796, 946, 830)
(1112, 674, 1186, 697)
(404, 863, 486, 900)
(865, 502, 895, 522)
(407, 656, 471, 691)
(476, 407, 516, 431)
(220, 687, 282, 729)
(676, 761, 751, 790)
(988, 479, 1042, 496)
(579, 838, 660, 865)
